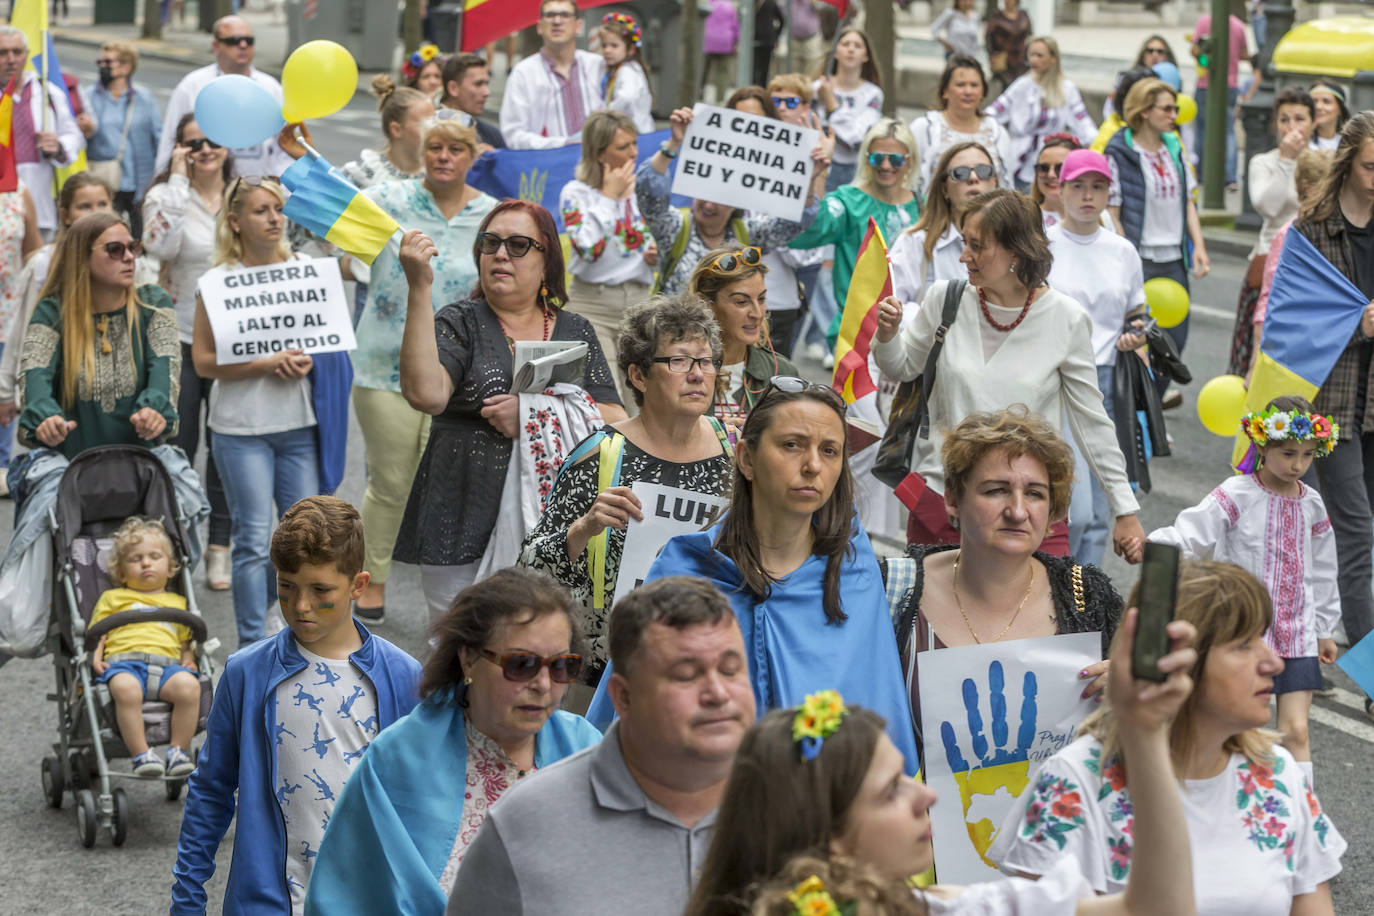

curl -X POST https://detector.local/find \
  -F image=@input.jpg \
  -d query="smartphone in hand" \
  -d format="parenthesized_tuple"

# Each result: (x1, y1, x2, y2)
(1132, 542, 1180, 683)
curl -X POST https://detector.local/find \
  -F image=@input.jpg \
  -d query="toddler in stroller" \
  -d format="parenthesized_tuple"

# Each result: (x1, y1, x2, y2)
(91, 517, 201, 779)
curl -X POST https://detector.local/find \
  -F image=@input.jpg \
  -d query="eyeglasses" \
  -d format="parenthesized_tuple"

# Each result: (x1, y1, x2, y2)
(541, 10, 576, 20)
(478, 649, 583, 684)
(771, 95, 804, 110)
(95, 239, 142, 260)
(759, 375, 847, 412)
(186, 137, 222, 153)
(1035, 162, 1062, 176)
(215, 34, 255, 47)
(477, 232, 546, 258)
(948, 163, 996, 182)
(1153, 104, 1180, 116)
(707, 245, 762, 273)
(652, 355, 722, 374)
(867, 152, 908, 168)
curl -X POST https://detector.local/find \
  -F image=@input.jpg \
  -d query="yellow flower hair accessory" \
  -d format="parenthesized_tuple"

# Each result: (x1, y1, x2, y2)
(787, 875, 855, 916)
(793, 690, 848, 761)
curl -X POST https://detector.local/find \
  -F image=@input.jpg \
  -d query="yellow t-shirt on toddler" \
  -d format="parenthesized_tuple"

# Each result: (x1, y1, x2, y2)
(92, 588, 192, 659)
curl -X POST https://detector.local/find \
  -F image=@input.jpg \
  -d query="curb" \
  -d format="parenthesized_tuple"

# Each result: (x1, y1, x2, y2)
(53, 27, 240, 70)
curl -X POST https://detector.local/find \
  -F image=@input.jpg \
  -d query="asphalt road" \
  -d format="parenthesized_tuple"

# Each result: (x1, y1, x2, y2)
(1, 38, 1369, 914)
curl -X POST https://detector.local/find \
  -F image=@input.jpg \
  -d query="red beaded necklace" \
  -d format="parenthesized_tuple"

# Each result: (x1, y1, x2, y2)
(978, 286, 1034, 332)
(499, 305, 552, 352)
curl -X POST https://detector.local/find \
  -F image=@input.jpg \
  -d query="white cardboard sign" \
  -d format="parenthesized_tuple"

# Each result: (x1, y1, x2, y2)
(670, 103, 819, 223)
(198, 257, 356, 365)
(612, 482, 729, 599)
(917, 632, 1101, 885)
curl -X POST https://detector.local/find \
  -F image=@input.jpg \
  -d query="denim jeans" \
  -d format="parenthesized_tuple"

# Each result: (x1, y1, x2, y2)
(0, 343, 12, 473)
(1068, 364, 1116, 567)
(1193, 86, 1240, 185)
(213, 426, 319, 644)
(803, 263, 840, 351)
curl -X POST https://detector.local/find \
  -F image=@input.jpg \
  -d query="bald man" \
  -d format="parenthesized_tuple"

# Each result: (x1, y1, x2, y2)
(154, 16, 294, 178)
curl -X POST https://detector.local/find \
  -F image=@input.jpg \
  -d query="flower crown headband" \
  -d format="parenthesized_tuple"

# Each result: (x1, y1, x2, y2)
(1236, 406, 1338, 473)
(786, 875, 858, 916)
(402, 43, 443, 82)
(793, 690, 848, 761)
(602, 12, 643, 48)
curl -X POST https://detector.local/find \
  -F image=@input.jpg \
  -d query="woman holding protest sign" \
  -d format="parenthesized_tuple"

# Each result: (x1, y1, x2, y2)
(518, 294, 734, 690)
(143, 113, 234, 589)
(19, 210, 180, 459)
(636, 106, 826, 297)
(394, 200, 626, 619)
(879, 408, 1123, 761)
(191, 175, 321, 645)
(342, 114, 496, 624)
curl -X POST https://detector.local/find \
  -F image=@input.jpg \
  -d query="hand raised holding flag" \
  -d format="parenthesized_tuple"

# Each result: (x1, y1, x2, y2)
(875, 294, 903, 342)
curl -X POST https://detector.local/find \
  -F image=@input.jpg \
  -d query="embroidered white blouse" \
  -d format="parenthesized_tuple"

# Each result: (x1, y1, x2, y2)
(985, 76, 1097, 185)
(559, 179, 654, 287)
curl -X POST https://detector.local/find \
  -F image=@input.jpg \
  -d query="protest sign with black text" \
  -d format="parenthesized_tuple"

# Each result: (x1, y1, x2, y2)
(198, 256, 357, 365)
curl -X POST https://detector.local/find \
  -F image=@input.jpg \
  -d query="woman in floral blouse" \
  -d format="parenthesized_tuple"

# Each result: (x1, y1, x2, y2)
(560, 109, 657, 407)
(997, 560, 1346, 915)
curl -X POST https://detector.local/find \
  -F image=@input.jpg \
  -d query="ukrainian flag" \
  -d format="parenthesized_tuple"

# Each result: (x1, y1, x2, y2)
(280, 153, 399, 265)
(1233, 227, 1370, 468)
(832, 217, 889, 403)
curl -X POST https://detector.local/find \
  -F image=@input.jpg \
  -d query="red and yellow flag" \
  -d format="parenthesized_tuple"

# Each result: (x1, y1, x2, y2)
(461, 0, 622, 51)
(0, 77, 16, 193)
(831, 217, 890, 403)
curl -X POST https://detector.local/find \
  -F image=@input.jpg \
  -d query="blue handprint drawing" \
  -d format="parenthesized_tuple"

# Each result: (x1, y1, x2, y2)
(939, 660, 1039, 865)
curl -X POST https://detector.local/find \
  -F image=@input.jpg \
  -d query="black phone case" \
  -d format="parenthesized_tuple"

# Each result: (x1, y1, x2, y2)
(1132, 543, 1180, 682)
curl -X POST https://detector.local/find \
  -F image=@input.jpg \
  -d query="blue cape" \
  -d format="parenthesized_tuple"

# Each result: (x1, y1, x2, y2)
(304, 694, 602, 915)
(586, 520, 921, 774)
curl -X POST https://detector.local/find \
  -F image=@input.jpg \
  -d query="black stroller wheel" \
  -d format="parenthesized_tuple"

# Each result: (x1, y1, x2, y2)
(75, 789, 97, 848)
(110, 788, 129, 846)
(67, 751, 90, 791)
(165, 778, 184, 802)
(41, 756, 64, 809)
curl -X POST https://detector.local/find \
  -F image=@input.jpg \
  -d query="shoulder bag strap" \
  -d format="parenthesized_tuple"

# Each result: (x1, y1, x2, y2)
(706, 415, 736, 456)
(654, 208, 694, 295)
(915, 279, 967, 440)
(590, 432, 626, 610)
(114, 90, 137, 160)
(1072, 563, 1085, 617)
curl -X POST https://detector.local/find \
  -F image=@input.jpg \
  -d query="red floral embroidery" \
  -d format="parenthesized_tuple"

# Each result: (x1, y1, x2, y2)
(1051, 791, 1083, 819)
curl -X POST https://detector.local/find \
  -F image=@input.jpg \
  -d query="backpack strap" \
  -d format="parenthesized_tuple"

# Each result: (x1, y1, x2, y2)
(653, 207, 694, 294)
(915, 279, 967, 440)
(706, 415, 736, 456)
(730, 217, 749, 244)
(589, 432, 627, 610)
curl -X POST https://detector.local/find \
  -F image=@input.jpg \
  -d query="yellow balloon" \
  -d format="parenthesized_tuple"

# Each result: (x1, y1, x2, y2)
(1176, 94, 1198, 125)
(281, 41, 358, 122)
(1196, 375, 1247, 437)
(1144, 277, 1189, 329)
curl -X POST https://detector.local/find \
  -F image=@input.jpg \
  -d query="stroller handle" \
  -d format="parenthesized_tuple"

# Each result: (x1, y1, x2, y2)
(83, 608, 210, 651)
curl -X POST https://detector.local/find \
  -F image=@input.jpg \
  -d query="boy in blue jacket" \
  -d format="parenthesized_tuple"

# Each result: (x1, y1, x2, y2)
(171, 496, 421, 915)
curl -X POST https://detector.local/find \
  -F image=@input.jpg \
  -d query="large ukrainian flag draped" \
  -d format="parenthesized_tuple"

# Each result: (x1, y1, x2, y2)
(1231, 228, 1370, 467)
(280, 152, 400, 265)
(460, 0, 621, 51)
(831, 217, 889, 403)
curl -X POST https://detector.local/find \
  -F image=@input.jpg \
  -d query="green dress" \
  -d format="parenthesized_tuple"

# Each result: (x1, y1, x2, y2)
(19, 284, 181, 458)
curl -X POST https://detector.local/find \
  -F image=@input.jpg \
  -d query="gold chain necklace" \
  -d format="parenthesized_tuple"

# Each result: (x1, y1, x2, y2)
(952, 552, 1034, 644)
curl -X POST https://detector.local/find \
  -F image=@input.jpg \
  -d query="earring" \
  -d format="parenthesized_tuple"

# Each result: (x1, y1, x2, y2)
(463, 675, 473, 686)
(951, 517, 959, 530)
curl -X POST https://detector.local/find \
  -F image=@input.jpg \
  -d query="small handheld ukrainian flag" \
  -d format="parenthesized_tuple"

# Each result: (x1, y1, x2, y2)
(280, 152, 400, 265)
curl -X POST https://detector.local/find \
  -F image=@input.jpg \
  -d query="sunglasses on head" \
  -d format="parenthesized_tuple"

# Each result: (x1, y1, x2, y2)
(948, 163, 996, 182)
(867, 152, 908, 168)
(771, 95, 804, 109)
(477, 232, 546, 258)
(96, 239, 142, 260)
(1035, 162, 1062, 176)
(479, 649, 583, 683)
(186, 137, 222, 153)
(760, 375, 847, 412)
(216, 34, 255, 48)
(228, 174, 281, 201)
(707, 245, 762, 274)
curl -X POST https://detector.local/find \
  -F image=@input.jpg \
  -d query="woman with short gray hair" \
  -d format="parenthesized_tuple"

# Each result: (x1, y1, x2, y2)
(519, 293, 735, 689)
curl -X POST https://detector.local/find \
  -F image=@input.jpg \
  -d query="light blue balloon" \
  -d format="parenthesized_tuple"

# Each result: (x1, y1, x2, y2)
(1151, 61, 1182, 91)
(193, 74, 284, 150)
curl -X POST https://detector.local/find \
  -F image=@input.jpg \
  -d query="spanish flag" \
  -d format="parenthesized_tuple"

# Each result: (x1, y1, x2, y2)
(1232, 228, 1369, 468)
(832, 217, 890, 403)
(0, 78, 16, 193)
(279, 152, 400, 265)
(461, 0, 622, 51)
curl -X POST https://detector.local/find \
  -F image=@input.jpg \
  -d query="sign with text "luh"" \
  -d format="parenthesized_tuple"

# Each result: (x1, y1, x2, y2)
(613, 482, 729, 600)
(198, 257, 357, 366)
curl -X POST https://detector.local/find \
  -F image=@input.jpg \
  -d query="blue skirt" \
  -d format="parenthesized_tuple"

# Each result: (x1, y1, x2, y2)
(1274, 656, 1322, 694)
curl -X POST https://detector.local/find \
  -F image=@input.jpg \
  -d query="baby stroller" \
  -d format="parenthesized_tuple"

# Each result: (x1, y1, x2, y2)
(39, 445, 217, 848)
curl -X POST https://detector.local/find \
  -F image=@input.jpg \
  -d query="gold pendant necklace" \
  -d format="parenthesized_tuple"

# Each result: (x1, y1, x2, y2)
(952, 552, 1034, 644)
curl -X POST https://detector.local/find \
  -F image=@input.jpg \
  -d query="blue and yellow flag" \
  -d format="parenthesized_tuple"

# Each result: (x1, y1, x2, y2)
(1233, 228, 1370, 468)
(280, 153, 399, 265)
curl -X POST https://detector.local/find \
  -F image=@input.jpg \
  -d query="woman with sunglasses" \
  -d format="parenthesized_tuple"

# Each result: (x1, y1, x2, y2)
(191, 174, 322, 645)
(1031, 133, 1083, 229)
(987, 36, 1096, 191)
(143, 112, 234, 589)
(395, 200, 626, 619)
(911, 55, 1014, 200)
(874, 189, 1144, 559)
(585, 377, 921, 774)
(308, 568, 601, 915)
(19, 210, 179, 459)
(519, 294, 735, 696)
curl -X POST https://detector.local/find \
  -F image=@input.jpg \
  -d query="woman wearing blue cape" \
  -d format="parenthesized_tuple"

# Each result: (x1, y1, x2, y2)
(585, 377, 920, 774)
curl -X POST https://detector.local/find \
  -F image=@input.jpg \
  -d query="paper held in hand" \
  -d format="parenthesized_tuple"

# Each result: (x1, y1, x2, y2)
(511, 340, 588, 393)
(613, 482, 730, 599)
(197, 256, 357, 366)
(670, 103, 819, 223)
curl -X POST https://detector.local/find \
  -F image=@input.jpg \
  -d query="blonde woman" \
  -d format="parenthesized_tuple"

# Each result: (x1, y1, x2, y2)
(192, 176, 320, 645)
(341, 76, 435, 189)
(987, 36, 1096, 189)
(18, 209, 178, 460)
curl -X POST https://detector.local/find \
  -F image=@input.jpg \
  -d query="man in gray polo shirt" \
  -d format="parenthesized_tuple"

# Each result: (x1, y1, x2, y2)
(448, 577, 756, 914)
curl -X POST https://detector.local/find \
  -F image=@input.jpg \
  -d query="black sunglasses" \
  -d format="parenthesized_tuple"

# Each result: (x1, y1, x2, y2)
(216, 35, 255, 48)
(479, 649, 583, 684)
(771, 95, 804, 109)
(760, 375, 847, 412)
(96, 239, 142, 260)
(948, 163, 996, 182)
(477, 232, 546, 258)
(1035, 162, 1062, 176)
(707, 245, 762, 273)
(186, 137, 222, 153)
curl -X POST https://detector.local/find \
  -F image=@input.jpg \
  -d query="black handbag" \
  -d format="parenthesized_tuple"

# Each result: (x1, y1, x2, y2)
(872, 280, 967, 490)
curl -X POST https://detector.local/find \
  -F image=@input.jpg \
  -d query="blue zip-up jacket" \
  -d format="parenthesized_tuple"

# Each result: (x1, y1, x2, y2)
(170, 622, 421, 915)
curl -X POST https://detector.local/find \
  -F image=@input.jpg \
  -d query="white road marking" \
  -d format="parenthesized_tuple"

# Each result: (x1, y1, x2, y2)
(1327, 685, 1368, 715)
(1310, 703, 1374, 744)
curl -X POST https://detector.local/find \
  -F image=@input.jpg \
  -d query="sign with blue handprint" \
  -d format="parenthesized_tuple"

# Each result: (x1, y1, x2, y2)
(918, 632, 1100, 884)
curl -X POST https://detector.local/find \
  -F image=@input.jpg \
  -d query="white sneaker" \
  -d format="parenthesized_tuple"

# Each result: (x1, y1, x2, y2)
(805, 343, 826, 362)
(205, 546, 230, 590)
